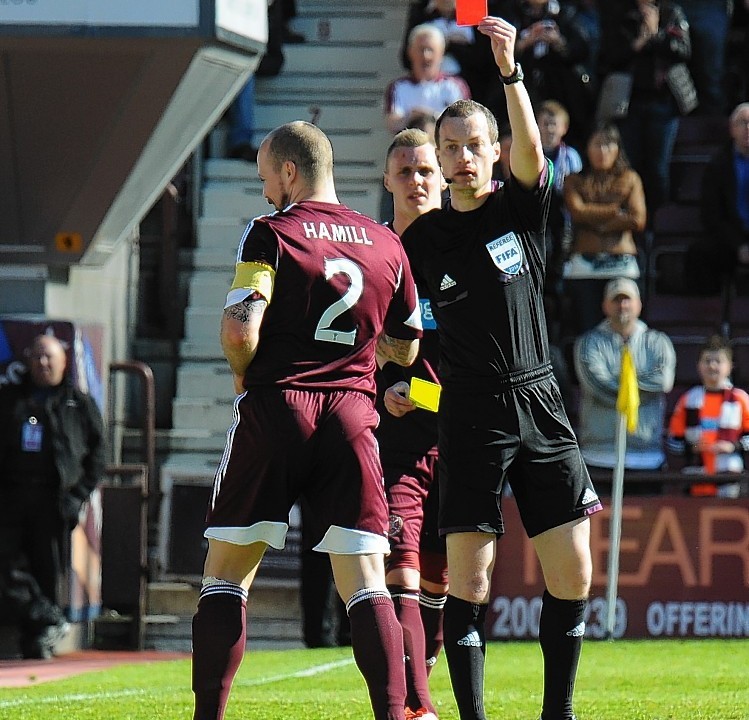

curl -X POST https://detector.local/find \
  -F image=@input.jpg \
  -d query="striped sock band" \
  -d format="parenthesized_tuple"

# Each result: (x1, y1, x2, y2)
(199, 577, 248, 603)
(346, 587, 391, 615)
(419, 592, 447, 611)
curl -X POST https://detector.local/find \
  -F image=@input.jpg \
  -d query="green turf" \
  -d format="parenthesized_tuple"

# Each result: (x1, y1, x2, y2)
(1, 640, 747, 719)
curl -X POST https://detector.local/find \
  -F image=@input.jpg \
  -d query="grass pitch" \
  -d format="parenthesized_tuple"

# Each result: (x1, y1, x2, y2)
(0, 639, 747, 719)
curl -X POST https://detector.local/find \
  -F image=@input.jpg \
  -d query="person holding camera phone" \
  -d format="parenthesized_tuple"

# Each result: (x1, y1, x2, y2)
(598, 0, 694, 215)
(496, 0, 596, 149)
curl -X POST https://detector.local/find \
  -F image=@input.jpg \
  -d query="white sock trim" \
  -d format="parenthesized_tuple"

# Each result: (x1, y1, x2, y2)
(199, 577, 248, 602)
(419, 593, 447, 611)
(345, 588, 390, 615)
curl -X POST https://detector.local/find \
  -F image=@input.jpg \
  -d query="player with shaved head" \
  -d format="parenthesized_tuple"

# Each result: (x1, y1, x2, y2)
(191, 120, 423, 720)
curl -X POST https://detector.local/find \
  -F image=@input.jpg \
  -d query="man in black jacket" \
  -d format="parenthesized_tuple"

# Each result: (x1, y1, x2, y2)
(0, 333, 105, 658)
(686, 102, 749, 295)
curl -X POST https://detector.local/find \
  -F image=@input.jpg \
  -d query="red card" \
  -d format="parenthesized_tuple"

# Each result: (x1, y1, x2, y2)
(456, 0, 487, 26)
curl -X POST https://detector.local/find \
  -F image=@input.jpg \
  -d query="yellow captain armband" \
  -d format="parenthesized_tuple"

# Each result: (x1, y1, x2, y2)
(225, 261, 276, 309)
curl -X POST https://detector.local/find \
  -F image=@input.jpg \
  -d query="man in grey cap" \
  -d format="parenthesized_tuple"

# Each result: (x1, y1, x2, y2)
(573, 278, 676, 490)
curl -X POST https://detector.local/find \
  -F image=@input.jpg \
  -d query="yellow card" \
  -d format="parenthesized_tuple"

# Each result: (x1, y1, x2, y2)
(409, 377, 441, 412)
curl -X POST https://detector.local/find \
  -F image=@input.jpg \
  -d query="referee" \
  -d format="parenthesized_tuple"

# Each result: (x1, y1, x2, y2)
(400, 16, 602, 720)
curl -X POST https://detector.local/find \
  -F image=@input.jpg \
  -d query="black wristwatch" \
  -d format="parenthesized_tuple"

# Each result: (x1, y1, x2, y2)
(499, 63, 524, 85)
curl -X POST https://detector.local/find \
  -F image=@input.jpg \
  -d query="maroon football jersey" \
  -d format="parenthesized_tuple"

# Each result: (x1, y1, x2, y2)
(237, 201, 422, 397)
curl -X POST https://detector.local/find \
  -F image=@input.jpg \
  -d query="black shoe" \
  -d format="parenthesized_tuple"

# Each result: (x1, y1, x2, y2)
(228, 143, 258, 163)
(282, 25, 305, 44)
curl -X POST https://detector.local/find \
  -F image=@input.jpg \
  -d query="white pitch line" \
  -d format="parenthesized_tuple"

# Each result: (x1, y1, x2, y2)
(0, 657, 355, 709)
(234, 657, 354, 685)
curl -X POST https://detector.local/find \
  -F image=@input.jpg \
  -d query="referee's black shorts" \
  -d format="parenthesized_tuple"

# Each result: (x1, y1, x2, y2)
(438, 366, 603, 539)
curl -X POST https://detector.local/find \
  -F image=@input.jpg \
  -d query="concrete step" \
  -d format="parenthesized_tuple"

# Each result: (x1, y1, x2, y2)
(187, 268, 234, 309)
(192, 245, 237, 269)
(200, 186, 271, 222)
(196, 217, 247, 248)
(180, 339, 226, 361)
(153, 428, 228, 454)
(184, 306, 223, 345)
(121, 426, 228, 456)
(148, 581, 199, 616)
(177, 360, 235, 399)
(201, 182, 382, 222)
(257, 72, 384, 101)
(205, 157, 379, 182)
(145, 615, 304, 652)
(147, 581, 302, 621)
(255, 99, 382, 133)
(302, 0, 405, 9)
(279, 42, 402, 77)
(172, 397, 233, 432)
(291, 11, 407, 44)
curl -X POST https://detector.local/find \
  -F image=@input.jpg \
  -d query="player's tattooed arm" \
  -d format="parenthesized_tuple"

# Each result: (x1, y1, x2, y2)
(223, 295, 268, 322)
(221, 292, 267, 379)
(376, 333, 419, 367)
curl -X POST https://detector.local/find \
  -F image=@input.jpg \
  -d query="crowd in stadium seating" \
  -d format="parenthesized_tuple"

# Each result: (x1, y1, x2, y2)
(386, 0, 749, 496)
(232, 0, 749, 495)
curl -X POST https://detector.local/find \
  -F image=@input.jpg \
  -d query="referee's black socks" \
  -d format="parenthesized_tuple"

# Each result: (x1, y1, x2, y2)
(443, 594, 488, 720)
(539, 590, 586, 720)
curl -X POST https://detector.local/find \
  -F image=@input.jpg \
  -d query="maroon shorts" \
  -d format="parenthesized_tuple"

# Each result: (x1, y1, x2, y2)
(384, 453, 438, 555)
(207, 388, 388, 549)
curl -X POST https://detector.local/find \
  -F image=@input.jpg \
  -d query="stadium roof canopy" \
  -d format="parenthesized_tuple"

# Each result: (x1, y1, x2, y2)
(0, 0, 266, 267)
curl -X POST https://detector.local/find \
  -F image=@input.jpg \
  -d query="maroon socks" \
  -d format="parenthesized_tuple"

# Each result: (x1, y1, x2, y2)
(191, 580, 248, 720)
(347, 588, 407, 720)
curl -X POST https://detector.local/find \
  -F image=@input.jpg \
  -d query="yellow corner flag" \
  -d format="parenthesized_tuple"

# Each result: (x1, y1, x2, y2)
(616, 345, 640, 433)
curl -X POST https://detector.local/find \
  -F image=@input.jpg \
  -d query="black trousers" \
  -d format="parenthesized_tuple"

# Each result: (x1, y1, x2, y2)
(0, 485, 62, 604)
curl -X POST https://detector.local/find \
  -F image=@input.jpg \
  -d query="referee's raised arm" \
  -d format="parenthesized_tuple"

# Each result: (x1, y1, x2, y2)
(477, 16, 544, 189)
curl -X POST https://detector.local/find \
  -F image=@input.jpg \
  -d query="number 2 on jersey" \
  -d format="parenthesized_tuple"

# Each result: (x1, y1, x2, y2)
(314, 257, 363, 346)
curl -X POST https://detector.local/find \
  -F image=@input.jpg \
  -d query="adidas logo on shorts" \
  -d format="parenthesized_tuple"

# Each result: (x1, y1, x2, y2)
(440, 274, 457, 291)
(457, 630, 482, 647)
(580, 488, 599, 506)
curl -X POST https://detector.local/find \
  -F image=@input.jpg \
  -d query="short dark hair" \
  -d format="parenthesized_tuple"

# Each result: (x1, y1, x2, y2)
(700, 334, 733, 362)
(265, 121, 334, 184)
(385, 128, 431, 170)
(435, 100, 499, 147)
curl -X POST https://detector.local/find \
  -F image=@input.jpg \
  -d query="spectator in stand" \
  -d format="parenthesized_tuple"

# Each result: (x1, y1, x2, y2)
(725, 1, 748, 109)
(563, 122, 647, 335)
(227, 0, 289, 163)
(384, 24, 471, 136)
(572, 0, 602, 73)
(686, 102, 749, 296)
(280, 0, 305, 44)
(574, 278, 676, 492)
(677, 0, 731, 114)
(227, 77, 259, 163)
(537, 100, 583, 303)
(400, 0, 495, 107)
(598, 0, 694, 213)
(381, 23, 469, 222)
(666, 334, 749, 498)
(498, 0, 596, 149)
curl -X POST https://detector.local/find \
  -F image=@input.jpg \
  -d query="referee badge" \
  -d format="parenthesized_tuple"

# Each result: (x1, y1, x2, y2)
(486, 232, 523, 275)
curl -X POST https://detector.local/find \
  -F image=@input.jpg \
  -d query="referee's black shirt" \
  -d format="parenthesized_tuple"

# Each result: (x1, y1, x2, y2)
(400, 161, 553, 392)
